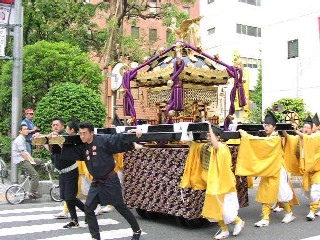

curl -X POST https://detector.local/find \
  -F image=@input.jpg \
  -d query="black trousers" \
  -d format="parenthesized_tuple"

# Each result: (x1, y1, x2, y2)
(84, 194, 140, 240)
(66, 198, 85, 222)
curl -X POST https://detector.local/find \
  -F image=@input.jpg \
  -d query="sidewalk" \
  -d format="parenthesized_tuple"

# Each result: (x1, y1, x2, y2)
(0, 175, 53, 205)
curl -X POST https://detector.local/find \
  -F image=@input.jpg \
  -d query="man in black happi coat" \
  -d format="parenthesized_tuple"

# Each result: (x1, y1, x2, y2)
(77, 121, 142, 240)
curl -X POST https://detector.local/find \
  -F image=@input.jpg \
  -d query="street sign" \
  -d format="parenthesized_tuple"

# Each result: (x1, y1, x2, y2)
(0, 5, 15, 25)
(0, 27, 6, 56)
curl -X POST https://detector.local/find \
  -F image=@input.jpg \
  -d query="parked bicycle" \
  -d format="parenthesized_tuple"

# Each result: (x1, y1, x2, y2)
(0, 144, 9, 184)
(5, 160, 62, 204)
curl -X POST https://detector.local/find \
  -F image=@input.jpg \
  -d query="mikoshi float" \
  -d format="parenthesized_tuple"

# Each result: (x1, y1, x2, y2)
(118, 17, 249, 227)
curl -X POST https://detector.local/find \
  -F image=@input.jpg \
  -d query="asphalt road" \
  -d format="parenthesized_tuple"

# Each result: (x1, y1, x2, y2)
(1, 187, 320, 240)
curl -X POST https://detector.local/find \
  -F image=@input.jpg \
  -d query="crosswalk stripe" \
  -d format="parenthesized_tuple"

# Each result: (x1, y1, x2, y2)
(0, 205, 147, 239)
(0, 206, 62, 215)
(0, 219, 119, 237)
(38, 228, 146, 240)
(0, 212, 85, 223)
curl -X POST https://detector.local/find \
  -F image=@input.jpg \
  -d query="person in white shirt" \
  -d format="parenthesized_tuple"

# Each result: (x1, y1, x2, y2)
(12, 124, 43, 198)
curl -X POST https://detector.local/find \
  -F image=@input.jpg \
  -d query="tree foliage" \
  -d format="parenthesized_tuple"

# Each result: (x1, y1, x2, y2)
(0, 41, 103, 135)
(34, 82, 106, 133)
(21, 0, 193, 66)
(248, 66, 262, 123)
(267, 98, 311, 127)
(23, 0, 110, 54)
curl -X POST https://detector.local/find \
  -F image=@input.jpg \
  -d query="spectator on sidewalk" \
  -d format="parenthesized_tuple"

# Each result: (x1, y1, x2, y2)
(12, 124, 43, 199)
(21, 108, 39, 155)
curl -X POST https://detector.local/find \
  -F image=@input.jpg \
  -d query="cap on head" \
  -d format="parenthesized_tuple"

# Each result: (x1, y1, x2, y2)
(304, 115, 313, 128)
(25, 108, 34, 114)
(313, 113, 320, 127)
(264, 110, 277, 126)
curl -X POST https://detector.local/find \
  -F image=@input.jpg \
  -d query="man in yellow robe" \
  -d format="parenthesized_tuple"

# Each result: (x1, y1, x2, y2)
(237, 111, 296, 227)
(312, 113, 320, 134)
(204, 124, 245, 239)
(293, 115, 320, 220)
(312, 113, 320, 216)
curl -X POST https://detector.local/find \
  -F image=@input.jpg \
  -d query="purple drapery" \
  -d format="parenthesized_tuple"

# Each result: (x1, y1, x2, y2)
(165, 60, 185, 124)
(123, 70, 138, 125)
(182, 42, 246, 130)
(121, 41, 246, 129)
(121, 46, 175, 125)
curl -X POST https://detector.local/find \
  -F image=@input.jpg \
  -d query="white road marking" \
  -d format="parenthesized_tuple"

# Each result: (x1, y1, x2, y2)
(37, 228, 146, 240)
(0, 212, 85, 223)
(0, 219, 119, 236)
(0, 206, 62, 215)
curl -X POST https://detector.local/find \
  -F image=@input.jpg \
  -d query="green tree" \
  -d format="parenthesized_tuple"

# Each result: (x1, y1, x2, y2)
(21, 0, 194, 66)
(0, 41, 103, 135)
(23, 0, 110, 54)
(98, 0, 194, 67)
(34, 82, 106, 133)
(248, 66, 262, 123)
(267, 98, 311, 127)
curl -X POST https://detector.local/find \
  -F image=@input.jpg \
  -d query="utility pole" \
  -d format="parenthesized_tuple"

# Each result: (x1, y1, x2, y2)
(10, 0, 23, 183)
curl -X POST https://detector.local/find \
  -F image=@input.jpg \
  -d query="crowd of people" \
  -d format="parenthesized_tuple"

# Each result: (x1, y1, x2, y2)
(11, 107, 320, 240)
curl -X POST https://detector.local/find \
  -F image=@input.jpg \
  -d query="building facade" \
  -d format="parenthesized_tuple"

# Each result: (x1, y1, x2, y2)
(262, 0, 320, 114)
(200, 0, 263, 122)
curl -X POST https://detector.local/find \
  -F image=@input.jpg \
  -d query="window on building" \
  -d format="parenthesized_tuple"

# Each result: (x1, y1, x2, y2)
(238, 0, 261, 6)
(236, 24, 242, 34)
(149, 28, 158, 42)
(183, 7, 190, 17)
(149, 1, 157, 14)
(288, 39, 299, 59)
(208, 27, 215, 35)
(236, 23, 261, 37)
(241, 24, 247, 34)
(208, 0, 215, 3)
(247, 26, 257, 36)
(131, 26, 139, 39)
(240, 57, 261, 68)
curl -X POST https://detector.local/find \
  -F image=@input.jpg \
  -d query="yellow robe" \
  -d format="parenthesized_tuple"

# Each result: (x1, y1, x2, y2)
(236, 135, 282, 177)
(301, 134, 320, 190)
(179, 142, 206, 190)
(283, 135, 302, 176)
(201, 143, 237, 221)
(114, 153, 124, 173)
(236, 134, 298, 204)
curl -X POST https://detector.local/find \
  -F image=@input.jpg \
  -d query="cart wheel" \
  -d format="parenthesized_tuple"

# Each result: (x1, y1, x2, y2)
(50, 185, 62, 202)
(5, 185, 26, 205)
(174, 216, 187, 227)
(183, 217, 208, 229)
(144, 211, 161, 219)
(284, 111, 300, 129)
(135, 208, 147, 218)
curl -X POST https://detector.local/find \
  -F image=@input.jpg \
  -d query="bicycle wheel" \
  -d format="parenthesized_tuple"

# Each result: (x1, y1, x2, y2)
(0, 158, 8, 178)
(5, 185, 26, 205)
(50, 185, 62, 202)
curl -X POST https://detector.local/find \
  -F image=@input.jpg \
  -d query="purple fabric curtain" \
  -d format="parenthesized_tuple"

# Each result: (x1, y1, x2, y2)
(165, 59, 185, 124)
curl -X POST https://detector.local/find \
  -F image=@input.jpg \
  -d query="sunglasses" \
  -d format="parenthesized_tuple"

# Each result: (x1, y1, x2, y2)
(27, 113, 34, 115)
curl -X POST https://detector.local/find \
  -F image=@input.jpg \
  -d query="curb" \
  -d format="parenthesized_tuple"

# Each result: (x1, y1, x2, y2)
(0, 178, 59, 205)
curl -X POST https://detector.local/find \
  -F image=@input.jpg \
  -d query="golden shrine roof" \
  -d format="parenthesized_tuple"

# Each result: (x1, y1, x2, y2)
(135, 54, 229, 87)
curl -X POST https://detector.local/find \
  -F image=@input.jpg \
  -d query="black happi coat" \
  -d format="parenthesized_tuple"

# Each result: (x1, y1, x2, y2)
(51, 133, 79, 200)
(80, 134, 134, 206)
